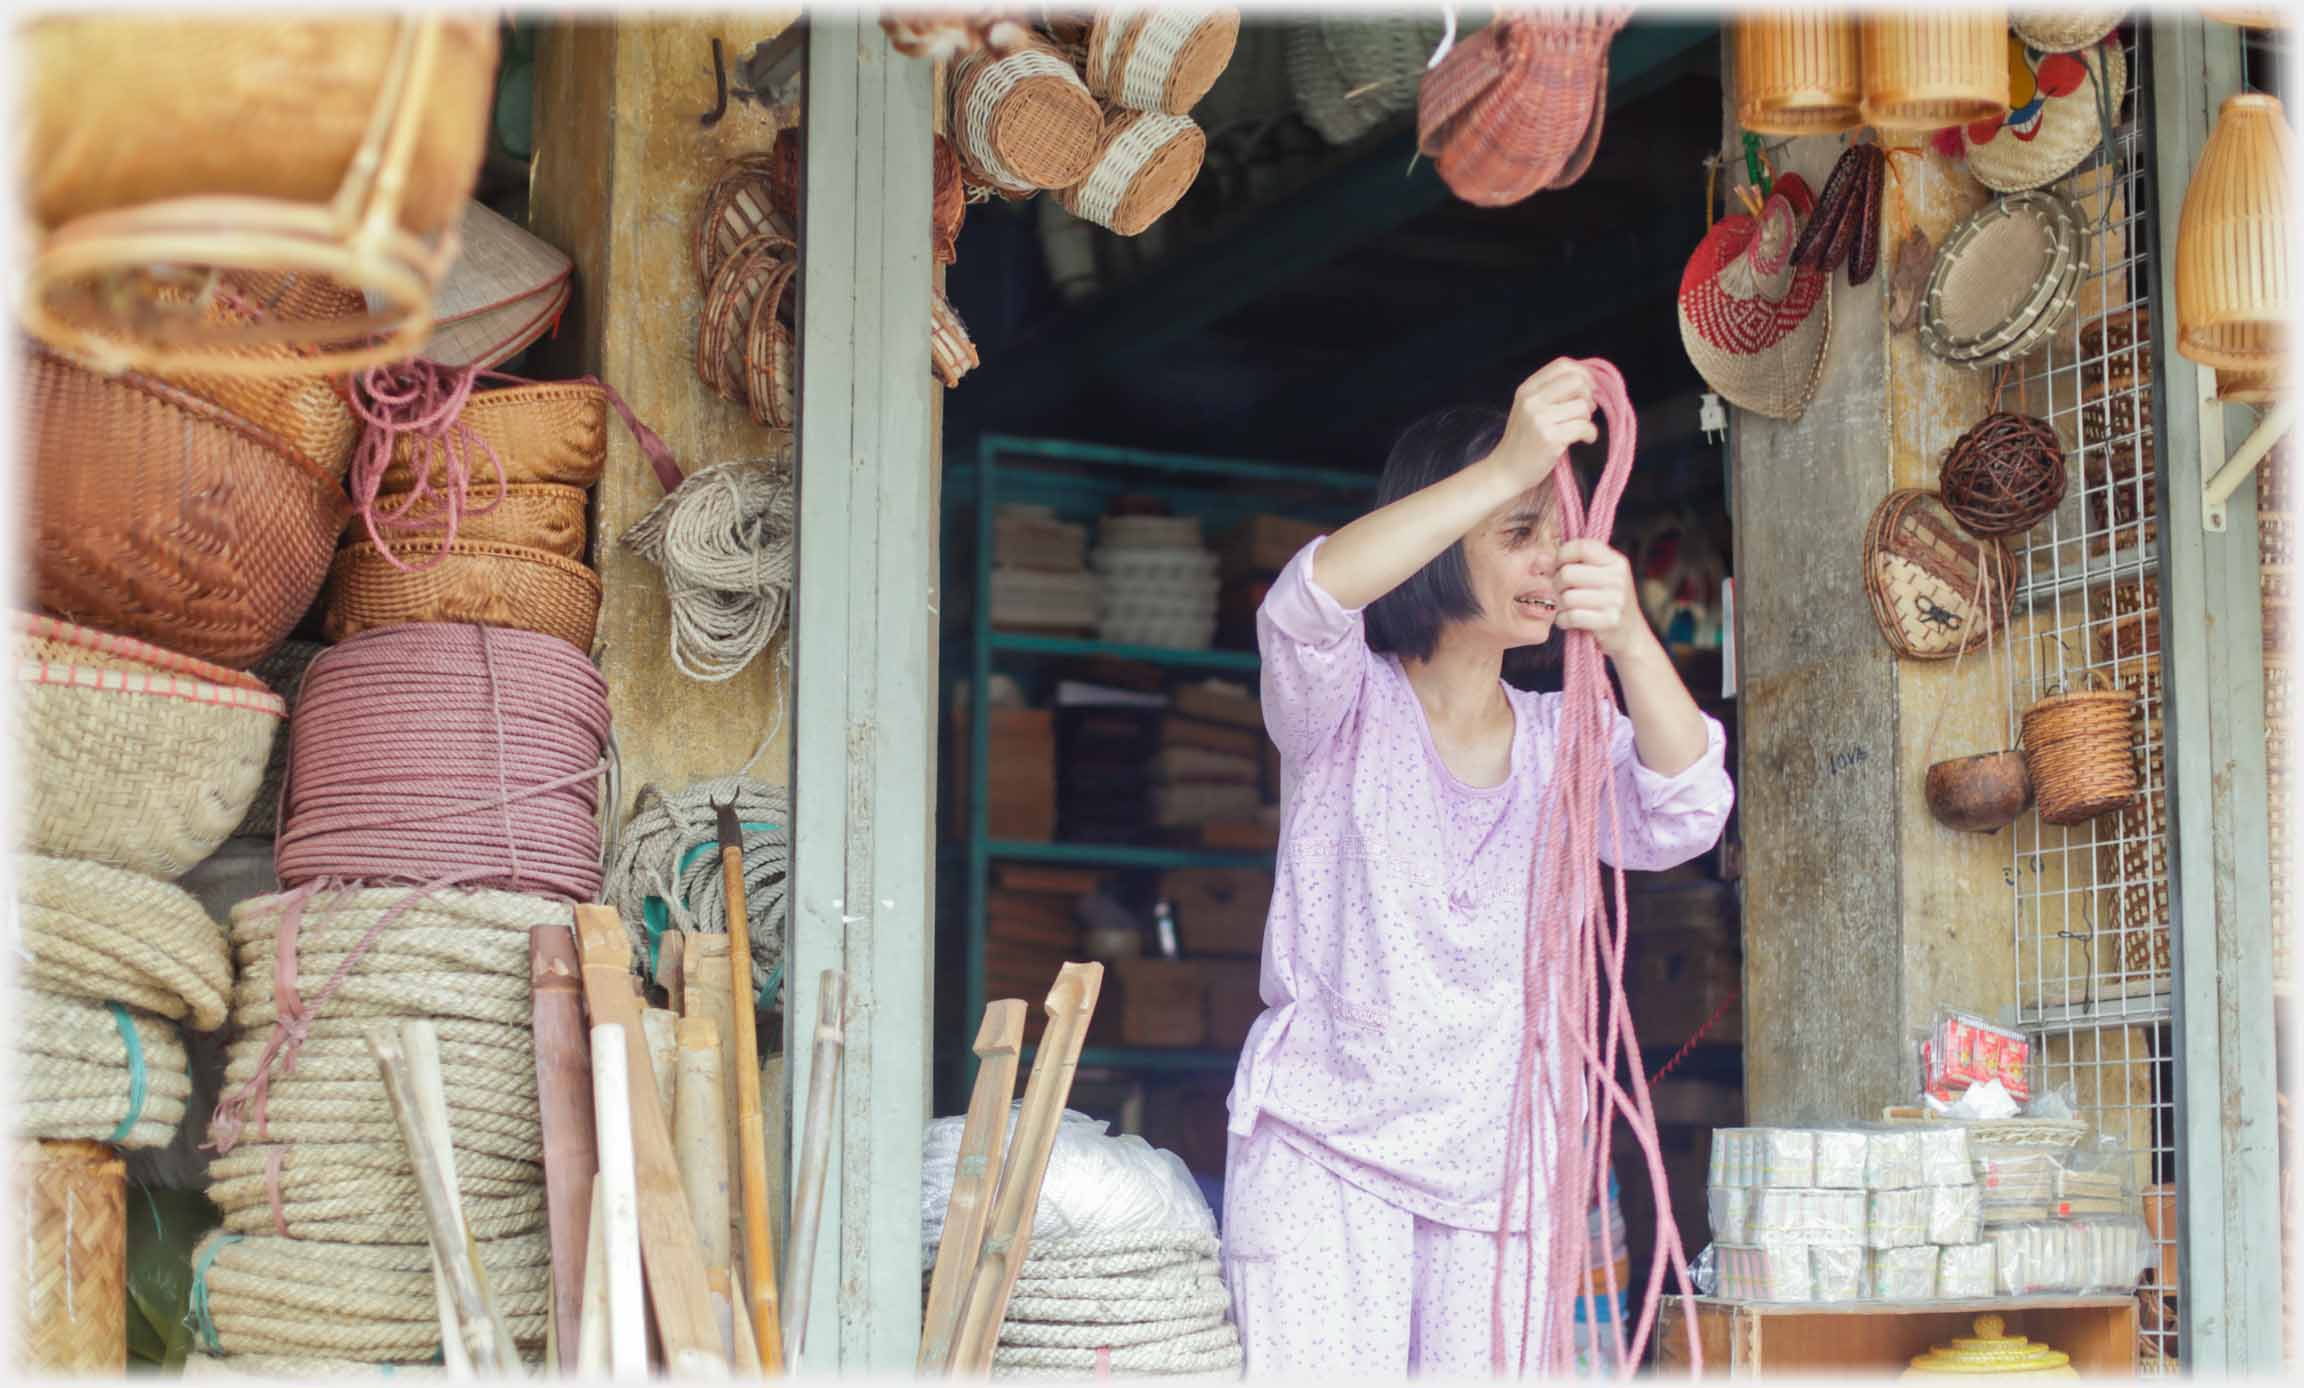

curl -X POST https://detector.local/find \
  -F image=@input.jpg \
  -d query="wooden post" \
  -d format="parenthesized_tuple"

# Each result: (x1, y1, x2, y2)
(918, 999, 1025, 1374)
(531, 926, 596, 1374)
(590, 1028, 648, 1379)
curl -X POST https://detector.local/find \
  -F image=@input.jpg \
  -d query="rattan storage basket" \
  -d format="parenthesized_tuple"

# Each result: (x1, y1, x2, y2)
(2022, 678, 2140, 825)
(15, 614, 287, 879)
(1734, 12, 1863, 136)
(2176, 92, 2293, 373)
(25, 344, 351, 669)
(951, 38, 1104, 194)
(695, 154, 789, 292)
(1859, 13, 2012, 132)
(377, 381, 612, 493)
(367, 482, 589, 561)
(11, 1139, 126, 1375)
(1055, 110, 1206, 236)
(324, 539, 604, 653)
(1085, 6, 1241, 116)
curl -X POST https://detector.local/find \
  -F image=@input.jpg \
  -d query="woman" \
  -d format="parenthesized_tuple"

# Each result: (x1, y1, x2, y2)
(1220, 359, 1734, 1376)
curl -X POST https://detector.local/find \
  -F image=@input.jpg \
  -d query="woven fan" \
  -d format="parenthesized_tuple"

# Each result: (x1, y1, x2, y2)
(1863, 489, 2017, 660)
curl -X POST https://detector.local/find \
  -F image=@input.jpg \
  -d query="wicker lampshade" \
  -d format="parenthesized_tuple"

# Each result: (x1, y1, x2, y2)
(1735, 12, 1862, 136)
(1860, 13, 2011, 132)
(2176, 92, 2293, 374)
(2204, 8, 2288, 28)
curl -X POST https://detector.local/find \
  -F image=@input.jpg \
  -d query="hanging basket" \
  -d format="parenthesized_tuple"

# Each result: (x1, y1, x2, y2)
(934, 134, 967, 264)
(2176, 92, 2293, 373)
(1055, 109, 1206, 236)
(2021, 676, 2140, 824)
(1084, 6, 1241, 116)
(1418, 11, 1626, 207)
(1863, 489, 2017, 659)
(1919, 190, 2086, 368)
(697, 229, 797, 421)
(951, 38, 1104, 195)
(1286, 16, 1448, 147)
(1734, 13, 1863, 136)
(932, 292, 982, 388)
(695, 153, 789, 292)
(1860, 13, 2011, 133)
(1941, 406, 2068, 537)
(11, 1140, 127, 1376)
(324, 540, 604, 654)
(20, 15, 495, 378)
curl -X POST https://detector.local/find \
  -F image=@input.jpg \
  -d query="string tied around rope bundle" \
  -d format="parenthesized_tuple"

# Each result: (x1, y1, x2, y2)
(1493, 358, 1700, 1378)
(621, 458, 798, 682)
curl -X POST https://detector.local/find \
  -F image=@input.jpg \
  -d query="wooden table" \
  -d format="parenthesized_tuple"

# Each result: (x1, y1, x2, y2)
(1657, 1295, 2138, 1377)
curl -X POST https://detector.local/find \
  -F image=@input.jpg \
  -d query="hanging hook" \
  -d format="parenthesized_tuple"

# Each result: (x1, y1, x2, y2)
(701, 37, 730, 128)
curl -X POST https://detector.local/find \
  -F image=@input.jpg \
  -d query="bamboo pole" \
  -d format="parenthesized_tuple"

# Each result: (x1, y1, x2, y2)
(716, 800, 784, 1373)
(576, 1184, 609, 1376)
(782, 970, 846, 1360)
(531, 925, 596, 1373)
(947, 963, 1105, 1376)
(643, 1006, 681, 1115)
(403, 1020, 519, 1371)
(685, 934, 746, 1256)
(918, 999, 1026, 1374)
(590, 1024, 648, 1378)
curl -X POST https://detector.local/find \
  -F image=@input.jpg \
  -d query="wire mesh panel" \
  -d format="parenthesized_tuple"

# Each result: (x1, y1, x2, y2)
(1994, 28, 2181, 1375)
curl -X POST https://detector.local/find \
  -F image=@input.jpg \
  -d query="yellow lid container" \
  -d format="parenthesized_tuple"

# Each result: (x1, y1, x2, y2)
(1901, 1315, 2080, 1379)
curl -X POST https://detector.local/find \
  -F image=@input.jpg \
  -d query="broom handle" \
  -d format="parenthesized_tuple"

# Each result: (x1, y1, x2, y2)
(590, 1024, 649, 1378)
(723, 842, 786, 1373)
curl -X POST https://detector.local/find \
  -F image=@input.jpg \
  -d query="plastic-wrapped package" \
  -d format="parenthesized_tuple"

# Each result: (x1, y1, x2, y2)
(1711, 1129, 1817, 1187)
(1810, 1244, 1867, 1302)
(1921, 1008, 2032, 1104)
(1977, 1150, 2062, 1225)
(1716, 1245, 1811, 1302)
(1749, 1188, 1865, 1246)
(2071, 1216, 2152, 1292)
(1869, 1245, 1939, 1301)
(1916, 1125, 1975, 1187)
(1691, 1243, 1718, 1297)
(1927, 1183, 1985, 1246)
(918, 1106, 1213, 1270)
(1708, 1186, 1751, 1244)
(1864, 1189, 1928, 1249)
(1813, 1130, 1867, 1189)
(1864, 1129, 1923, 1190)
(1937, 1242, 1998, 1299)
(2055, 1139, 2138, 1218)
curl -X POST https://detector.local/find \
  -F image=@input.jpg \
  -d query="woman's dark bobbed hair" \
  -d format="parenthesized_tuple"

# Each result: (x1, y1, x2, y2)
(1364, 406, 1507, 663)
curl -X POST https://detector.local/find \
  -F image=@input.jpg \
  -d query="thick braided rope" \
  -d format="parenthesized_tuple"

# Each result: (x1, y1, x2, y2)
(603, 776, 791, 998)
(209, 1140, 543, 1242)
(621, 460, 796, 682)
(987, 1233, 1241, 1378)
(191, 1229, 548, 1363)
(180, 1352, 446, 1379)
(13, 989, 189, 1147)
(276, 623, 611, 901)
(16, 854, 233, 1029)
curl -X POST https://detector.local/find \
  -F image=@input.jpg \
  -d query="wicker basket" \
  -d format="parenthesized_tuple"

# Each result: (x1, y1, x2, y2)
(742, 254, 803, 430)
(14, 991, 192, 1149)
(368, 482, 589, 561)
(1734, 12, 1863, 136)
(951, 38, 1104, 194)
(11, 1140, 126, 1375)
(377, 382, 612, 493)
(1084, 6, 1241, 116)
(21, 16, 496, 377)
(934, 135, 966, 265)
(698, 230, 797, 425)
(2022, 678, 2140, 825)
(15, 614, 287, 879)
(2094, 612, 2170, 975)
(1055, 110, 1206, 236)
(324, 539, 604, 653)
(1860, 13, 2012, 132)
(25, 344, 351, 669)
(1863, 489, 2017, 659)
(695, 154, 789, 292)
(2176, 92, 2294, 372)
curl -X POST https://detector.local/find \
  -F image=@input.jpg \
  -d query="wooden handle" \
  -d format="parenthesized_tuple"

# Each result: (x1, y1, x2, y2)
(918, 999, 1027, 1374)
(530, 925, 596, 1375)
(783, 970, 847, 1361)
(590, 1024, 648, 1378)
(719, 845, 785, 1375)
(947, 963, 1103, 1376)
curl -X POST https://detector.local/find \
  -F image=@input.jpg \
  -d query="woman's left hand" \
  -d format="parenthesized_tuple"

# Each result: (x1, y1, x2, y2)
(1553, 539, 1651, 658)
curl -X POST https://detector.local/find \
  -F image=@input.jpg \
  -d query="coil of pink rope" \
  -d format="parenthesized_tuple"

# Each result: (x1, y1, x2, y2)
(1491, 359, 1700, 1376)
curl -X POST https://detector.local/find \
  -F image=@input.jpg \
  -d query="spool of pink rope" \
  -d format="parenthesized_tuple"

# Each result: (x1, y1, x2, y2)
(1491, 359, 1700, 1377)
(275, 622, 612, 901)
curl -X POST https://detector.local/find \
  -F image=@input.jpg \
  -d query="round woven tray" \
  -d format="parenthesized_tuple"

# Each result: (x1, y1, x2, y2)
(2022, 685, 2140, 824)
(742, 253, 802, 430)
(11, 1139, 127, 1375)
(26, 344, 350, 669)
(1920, 191, 2086, 367)
(15, 614, 286, 879)
(1056, 109, 1205, 236)
(324, 538, 603, 654)
(1085, 6, 1241, 116)
(368, 482, 589, 560)
(377, 382, 612, 493)
(951, 41, 1103, 194)
(697, 230, 796, 420)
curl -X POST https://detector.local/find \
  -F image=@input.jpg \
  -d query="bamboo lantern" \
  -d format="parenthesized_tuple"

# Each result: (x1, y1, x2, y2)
(2177, 93, 2293, 374)
(2204, 8, 2287, 28)
(1860, 13, 2011, 133)
(1737, 12, 1863, 135)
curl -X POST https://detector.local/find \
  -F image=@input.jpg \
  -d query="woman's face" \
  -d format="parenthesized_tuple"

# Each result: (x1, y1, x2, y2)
(1453, 486, 1564, 650)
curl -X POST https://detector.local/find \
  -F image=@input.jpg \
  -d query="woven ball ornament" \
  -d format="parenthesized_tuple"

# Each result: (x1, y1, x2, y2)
(1941, 410, 2068, 537)
(951, 38, 1103, 196)
(1084, 6, 1240, 116)
(1056, 109, 1205, 236)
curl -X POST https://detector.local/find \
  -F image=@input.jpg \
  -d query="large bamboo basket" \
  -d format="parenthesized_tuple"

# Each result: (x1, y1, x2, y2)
(2176, 92, 2293, 373)
(1860, 13, 2011, 132)
(11, 1140, 127, 1376)
(1735, 12, 1863, 136)
(20, 15, 495, 378)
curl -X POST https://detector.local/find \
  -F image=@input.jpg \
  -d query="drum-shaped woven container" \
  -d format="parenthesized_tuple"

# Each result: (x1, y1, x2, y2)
(324, 539, 603, 654)
(1085, 7, 1241, 116)
(11, 1140, 126, 1375)
(1735, 12, 1863, 136)
(14, 991, 192, 1150)
(951, 40, 1104, 194)
(1860, 13, 2011, 132)
(368, 483, 590, 561)
(25, 345, 351, 669)
(16, 614, 287, 879)
(2022, 683, 2140, 825)
(377, 382, 612, 493)
(2176, 92, 2293, 373)
(1056, 110, 1206, 236)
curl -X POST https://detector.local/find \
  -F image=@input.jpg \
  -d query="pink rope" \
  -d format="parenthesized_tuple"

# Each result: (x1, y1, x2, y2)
(1490, 359, 1701, 1377)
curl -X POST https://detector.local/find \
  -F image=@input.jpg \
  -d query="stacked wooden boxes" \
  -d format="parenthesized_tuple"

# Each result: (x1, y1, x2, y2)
(949, 700, 1057, 842)
(985, 864, 1101, 1044)
(1218, 514, 1326, 649)
(1157, 681, 1270, 848)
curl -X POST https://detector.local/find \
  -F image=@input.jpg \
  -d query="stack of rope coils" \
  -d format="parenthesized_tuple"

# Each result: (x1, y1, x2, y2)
(603, 774, 791, 1005)
(985, 1232, 1243, 1380)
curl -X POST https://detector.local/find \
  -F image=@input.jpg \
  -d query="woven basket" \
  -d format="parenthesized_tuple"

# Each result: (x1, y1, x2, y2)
(324, 540, 604, 653)
(1056, 109, 1206, 236)
(934, 135, 966, 265)
(233, 638, 326, 839)
(25, 344, 351, 669)
(742, 254, 803, 430)
(17, 854, 235, 1031)
(2204, 7, 2289, 28)
(1085, 6, 1241, 116)
(932, 292, 983, 388)
(378, 382, 611, 493)
(424, 200, 573, 370)
(21, 16, 495, 377)
(1419, 13, 1625, 207)
(697, 230, 797, 424)
(1734, 12, 1863, 136)
(1863, 489, 2017, 659)
(2085, 465, 2158, 556)
(368, 483, 589, 561)
(14, 990, 192, 1149)
(1286, 16, 1448, 147)
(2266, 564, 2295, 653)
(2022, 679, 2140, 825)
(1860, 13, 2011, 132)
(695, 154, 789, 292)
(11, 1140, 126, 1375)
(951, 39, 1104, 194)
(2177, 92, 2293, 373)
(2270, 650, 2292, 984)
(16, 614, 287, 879)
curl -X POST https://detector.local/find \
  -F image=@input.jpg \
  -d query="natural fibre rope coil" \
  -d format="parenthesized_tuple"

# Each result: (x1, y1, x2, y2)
(14, 989, 190, 1149)
(603, 775, 791, 1001)
(15, 854, 234, 1030)
(621, 459, 797, 683)
(189, 1228, 549, 1363)
(979, 1232, 1244, 1380)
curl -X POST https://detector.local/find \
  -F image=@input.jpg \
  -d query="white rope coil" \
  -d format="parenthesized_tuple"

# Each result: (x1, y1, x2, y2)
(16, 853, 233, 1029)
(13, 988, 189, 1148)
(603, 775, 791, 1000)
(988, 1233, 1243, 1379)
(621, 460, 796, 683)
